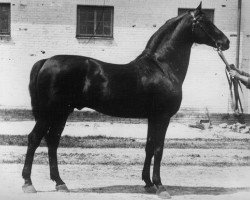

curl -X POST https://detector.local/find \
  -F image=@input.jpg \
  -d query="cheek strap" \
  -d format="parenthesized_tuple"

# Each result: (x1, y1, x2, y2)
(190, 13, 219, 49)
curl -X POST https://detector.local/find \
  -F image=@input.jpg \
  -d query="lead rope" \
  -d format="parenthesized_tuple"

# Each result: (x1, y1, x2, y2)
(217, 50, 244, 116)
(191, 14, 244, 118)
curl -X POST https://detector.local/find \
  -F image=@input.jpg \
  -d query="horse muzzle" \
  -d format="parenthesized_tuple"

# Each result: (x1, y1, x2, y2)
(216, 38, 230, 51)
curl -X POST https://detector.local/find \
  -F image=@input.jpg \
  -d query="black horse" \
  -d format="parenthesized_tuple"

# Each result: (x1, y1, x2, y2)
(22, 3, 229, 198)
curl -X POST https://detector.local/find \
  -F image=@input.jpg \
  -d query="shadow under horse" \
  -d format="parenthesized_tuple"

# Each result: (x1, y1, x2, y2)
(22, 3, 229, 199)
(70, 185, 250, 197)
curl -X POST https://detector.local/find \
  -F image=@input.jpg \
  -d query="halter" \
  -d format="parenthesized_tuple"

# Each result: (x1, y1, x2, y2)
(191, 12, 220, 50)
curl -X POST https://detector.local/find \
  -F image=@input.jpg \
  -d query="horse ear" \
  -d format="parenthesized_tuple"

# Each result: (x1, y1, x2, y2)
(196, 2, 202, 11)
(193, 2, 202, 16)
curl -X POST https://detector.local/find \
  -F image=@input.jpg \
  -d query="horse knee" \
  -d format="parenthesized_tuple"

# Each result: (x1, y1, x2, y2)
(27, 132, 42, 149)
(45, 127, 64, 148)
(145, 137, 154, 153)
(154, 146, 164, 159)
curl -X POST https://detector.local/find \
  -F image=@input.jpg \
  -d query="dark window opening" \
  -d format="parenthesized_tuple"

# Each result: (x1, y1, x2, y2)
(0, 3, 10, 35)
(178, 8, 214, 22)
(77, 6, 114, 38)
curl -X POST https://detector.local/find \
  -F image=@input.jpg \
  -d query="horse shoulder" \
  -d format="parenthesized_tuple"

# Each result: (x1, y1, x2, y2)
(82, 59, 111, 100)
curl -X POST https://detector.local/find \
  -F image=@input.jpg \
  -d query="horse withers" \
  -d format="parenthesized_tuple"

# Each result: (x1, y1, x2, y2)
(22, 3, 229, 198)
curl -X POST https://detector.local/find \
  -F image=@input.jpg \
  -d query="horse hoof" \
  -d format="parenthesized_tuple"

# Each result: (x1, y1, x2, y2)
(156, 186, 171, 199)
(144, 185, 157, 193)
(22, 184, 37, 193)
(56, 184, 69, 192)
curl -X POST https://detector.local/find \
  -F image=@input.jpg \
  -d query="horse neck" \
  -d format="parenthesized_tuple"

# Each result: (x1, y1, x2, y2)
(145, 15, 194, 83)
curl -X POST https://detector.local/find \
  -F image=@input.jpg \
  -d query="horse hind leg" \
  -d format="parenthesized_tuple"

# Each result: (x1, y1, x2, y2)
(22, 120, 50, 193)
(44, 111, 70, 192)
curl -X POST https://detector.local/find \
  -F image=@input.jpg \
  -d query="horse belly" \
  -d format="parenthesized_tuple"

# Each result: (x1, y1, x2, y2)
(85, 91, 148, 118)
(96, 101, 148, 118)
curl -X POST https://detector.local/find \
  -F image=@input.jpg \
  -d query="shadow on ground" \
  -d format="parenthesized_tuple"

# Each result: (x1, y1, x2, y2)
(70, 185, 250, 196)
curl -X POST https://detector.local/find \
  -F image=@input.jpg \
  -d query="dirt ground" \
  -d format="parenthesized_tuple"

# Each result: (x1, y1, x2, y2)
(0, 163, 250, 200)
(1, 121, 250, 139)
(0, 121, 250, 199)
(0, 147, 250, 200)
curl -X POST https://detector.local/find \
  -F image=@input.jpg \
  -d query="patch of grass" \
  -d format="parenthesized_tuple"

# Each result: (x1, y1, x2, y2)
(3, 152, 250, 166)
(59, 135, 144, 148)
(0, 135, 249, 149)
(0, 109, 147, 123)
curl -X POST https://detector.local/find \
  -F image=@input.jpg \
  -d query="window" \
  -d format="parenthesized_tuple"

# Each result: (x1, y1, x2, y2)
(0, 3, 10, 35)
(77, 6, 114, 38)
(178, 8, 214, 22)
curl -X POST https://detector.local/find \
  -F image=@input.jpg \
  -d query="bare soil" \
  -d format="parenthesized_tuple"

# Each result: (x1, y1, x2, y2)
(0, 163, 249, 200)
(0, 121, 249, 199)
(0, 146, 249, 200)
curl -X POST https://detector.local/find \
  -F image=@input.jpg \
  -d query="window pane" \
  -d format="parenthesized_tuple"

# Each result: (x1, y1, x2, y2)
(0, 18, 8, 32)
(80, 25, 87, 34)
(203, 10, 214, 22)
(0, 3, 10, 35)
(80, 12, 87, 21)
(103, 21, 111, 27)
(103, 11, 111, 21)
(86, 22, 94, 34)
(87, 11, 94, 21)
(96, 11, 103, 21)
(104, 27, 111, 36)
(77, 6, 113, 37)
(95, 22, 103, 35)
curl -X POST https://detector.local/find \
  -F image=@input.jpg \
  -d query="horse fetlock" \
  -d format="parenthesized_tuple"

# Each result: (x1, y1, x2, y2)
(142, 173, 153, 186)
(144, 184, 157, 194)
(22, 170, 31, 182)
(51, 175, 65, 186)
(143, 177, 154, 186)
(152, 176, 162, 187)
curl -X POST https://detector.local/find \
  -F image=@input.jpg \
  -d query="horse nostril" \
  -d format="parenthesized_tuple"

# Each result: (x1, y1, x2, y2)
(216, 42, 222, 49)
(217, 39, 230, 50)
(223, 39, 230, 50)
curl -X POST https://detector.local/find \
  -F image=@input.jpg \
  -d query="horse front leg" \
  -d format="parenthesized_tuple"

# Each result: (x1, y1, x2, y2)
(151, 114, 171, 199)
(142, 118, 156, 193)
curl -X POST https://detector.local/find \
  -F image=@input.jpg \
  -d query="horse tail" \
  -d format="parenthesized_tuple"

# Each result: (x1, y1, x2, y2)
(29, 59, 47, 120)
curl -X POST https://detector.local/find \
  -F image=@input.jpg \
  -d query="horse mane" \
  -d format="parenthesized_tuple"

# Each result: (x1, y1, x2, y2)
(135, 12, 189, 61)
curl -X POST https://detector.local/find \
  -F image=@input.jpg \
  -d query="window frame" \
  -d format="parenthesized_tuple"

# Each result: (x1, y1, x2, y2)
(76, 5, 114, 39)
(178, 8, 215, 22)
(0, 3, 11, 36)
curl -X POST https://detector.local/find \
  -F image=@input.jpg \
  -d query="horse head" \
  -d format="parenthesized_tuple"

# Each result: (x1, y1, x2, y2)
(190, 2, 230, 51)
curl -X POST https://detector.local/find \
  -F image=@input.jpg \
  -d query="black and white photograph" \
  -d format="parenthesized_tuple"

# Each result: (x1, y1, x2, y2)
(0, 0, 249, 199)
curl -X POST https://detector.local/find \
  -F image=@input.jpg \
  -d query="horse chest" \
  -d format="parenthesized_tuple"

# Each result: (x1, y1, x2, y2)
(145, 76, 182, 115)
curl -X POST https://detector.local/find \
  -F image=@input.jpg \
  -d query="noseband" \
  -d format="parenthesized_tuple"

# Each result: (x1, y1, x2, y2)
(191, 12, 220, 50)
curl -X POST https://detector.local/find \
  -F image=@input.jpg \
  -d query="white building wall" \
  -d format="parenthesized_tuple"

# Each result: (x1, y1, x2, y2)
(240, 0, 250, 113)
(0, 0, 240, 113)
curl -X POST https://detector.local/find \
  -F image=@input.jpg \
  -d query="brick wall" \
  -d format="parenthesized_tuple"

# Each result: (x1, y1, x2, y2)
(0, 0, 241, 113)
